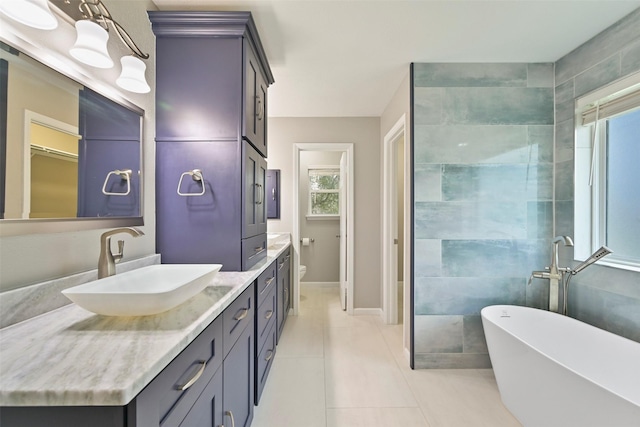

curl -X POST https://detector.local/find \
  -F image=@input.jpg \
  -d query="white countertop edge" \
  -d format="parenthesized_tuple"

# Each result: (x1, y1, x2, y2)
(0, 240, 290, 407)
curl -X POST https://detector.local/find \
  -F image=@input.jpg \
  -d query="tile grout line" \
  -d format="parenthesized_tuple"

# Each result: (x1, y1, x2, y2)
(373, 319, 434, 426)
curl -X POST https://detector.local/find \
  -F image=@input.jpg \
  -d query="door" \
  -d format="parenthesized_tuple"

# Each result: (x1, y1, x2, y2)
(243, 142, 266, 239)
(339, 152, 348, 310)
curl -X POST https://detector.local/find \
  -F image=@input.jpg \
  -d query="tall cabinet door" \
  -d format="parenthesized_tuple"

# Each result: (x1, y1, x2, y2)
(243, 40, 267, 157)
(266, 169, 280, 219)
(242, 142, 267, 239)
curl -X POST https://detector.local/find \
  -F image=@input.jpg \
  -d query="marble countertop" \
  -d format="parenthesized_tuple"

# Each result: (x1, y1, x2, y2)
(0, 235, 291, 407)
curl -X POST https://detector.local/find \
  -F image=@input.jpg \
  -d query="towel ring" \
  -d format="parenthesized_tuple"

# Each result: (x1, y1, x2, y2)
(102, 169, 132, 196)
(177, 169, 206, 197)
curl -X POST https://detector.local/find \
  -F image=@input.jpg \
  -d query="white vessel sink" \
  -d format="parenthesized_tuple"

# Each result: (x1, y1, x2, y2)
(62, 264, 223, 316)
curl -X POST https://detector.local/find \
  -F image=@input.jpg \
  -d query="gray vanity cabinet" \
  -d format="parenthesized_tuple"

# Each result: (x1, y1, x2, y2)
(150, 11, 274, 272)
(0, 285, 255, 427)
(254, 261, 278, 404)
(276, 247, 291, 342)
(156, 140, 266, 271)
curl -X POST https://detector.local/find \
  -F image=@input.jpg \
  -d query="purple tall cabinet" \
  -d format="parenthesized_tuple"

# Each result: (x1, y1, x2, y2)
(150, 12, 274, 271)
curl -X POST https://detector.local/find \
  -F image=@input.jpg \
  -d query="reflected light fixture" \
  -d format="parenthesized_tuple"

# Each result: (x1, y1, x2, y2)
(0, 0, 58, 30)
(1, 0, 150, 94)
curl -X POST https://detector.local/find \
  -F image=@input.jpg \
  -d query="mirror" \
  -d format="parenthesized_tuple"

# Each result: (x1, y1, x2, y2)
(0, 41, 143, 225)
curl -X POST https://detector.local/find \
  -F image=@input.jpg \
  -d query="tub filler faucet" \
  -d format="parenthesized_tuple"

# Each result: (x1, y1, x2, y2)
(98, 227, 144, 279)
(528, 236, 574, 313)
(529, 236, 613, 314)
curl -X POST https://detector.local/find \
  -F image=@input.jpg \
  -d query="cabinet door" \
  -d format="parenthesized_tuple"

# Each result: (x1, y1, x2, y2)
(242, 142, 267, 239)
(155, 36, 242, 141)
(243, 40, 267, 157)
(178, 368, 223, 427)
(223, 324, 254, 427)
(266, 169, 280, 219)
(277, 249, 291, 342)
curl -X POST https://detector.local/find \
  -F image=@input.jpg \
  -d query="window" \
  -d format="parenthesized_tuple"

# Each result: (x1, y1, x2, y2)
(575, 73, 640, 271)
(308, 167, 340, 218)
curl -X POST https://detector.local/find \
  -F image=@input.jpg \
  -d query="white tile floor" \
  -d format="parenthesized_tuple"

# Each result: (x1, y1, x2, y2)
(252, 283, 522, 427)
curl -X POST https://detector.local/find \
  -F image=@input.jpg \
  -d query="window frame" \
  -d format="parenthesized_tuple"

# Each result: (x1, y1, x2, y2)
(306, 165, 340, 220)
(574, 71, 640, 272)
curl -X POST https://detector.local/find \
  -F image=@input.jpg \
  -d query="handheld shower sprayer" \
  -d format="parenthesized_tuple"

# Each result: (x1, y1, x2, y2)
(571, 246, 612, 274)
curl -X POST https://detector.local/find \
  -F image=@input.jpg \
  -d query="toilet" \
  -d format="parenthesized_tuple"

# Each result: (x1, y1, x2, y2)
(299, 265, 307, 280)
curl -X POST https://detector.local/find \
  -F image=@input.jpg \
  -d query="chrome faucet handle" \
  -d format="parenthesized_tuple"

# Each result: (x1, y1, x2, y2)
(528, 271, 549, 286)
(113, 240, 125, 264)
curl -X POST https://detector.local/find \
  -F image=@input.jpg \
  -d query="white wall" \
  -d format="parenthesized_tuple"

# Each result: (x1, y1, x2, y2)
(0, 1, 157, 291)
(267, 117, 381, 309)
(380, 71, 410, 351)
(298, 150, 342, 283)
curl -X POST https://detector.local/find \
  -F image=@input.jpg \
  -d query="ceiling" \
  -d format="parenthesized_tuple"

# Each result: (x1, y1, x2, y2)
(151, 0, 640, 117)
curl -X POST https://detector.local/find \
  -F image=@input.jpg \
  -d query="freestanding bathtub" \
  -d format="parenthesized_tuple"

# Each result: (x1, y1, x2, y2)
(481, 305, 640, 427)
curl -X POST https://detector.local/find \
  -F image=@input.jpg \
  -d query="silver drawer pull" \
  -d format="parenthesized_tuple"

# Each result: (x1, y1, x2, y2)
(254, 246, 265, 253)
(265, 350, 274, 362)
(225, 410, 236, 427)
(265, 310, 273, 320)
(177, 361, 206, 391)
(234, 308, 249, 321)
(265, 276, 275, 286)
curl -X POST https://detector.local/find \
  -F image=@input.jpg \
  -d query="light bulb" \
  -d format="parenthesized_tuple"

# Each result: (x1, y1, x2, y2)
(0, 0, 58, 30)
(70, 20, 113, 69)
(116, 56, 150, 93)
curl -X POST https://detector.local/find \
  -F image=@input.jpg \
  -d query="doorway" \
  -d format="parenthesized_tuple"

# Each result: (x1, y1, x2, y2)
(292, 143, 354, 316)
(382, 115, 411, 360)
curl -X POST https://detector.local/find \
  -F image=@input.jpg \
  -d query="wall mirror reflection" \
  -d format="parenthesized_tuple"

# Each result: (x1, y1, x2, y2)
(0, 41, 142, 222)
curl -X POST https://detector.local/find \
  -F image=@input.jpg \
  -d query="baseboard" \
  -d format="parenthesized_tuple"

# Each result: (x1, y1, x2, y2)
(353, 307, 383, 316)
(300, 281, 339, 287)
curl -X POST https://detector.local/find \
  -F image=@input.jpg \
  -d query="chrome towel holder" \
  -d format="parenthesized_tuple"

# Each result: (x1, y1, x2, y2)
(177, 169, 206, 197)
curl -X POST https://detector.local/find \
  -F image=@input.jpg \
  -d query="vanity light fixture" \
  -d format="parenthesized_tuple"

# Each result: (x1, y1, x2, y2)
(1, 0, 150, 93)
(0, 0, 58, 30)
(70, 0, 150, 93)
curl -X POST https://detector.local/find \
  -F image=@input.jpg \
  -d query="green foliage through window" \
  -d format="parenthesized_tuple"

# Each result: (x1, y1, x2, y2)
(308, 168, 340, 216)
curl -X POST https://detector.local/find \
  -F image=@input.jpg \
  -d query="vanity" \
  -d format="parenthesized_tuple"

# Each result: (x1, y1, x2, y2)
(0, 234, 292, 427)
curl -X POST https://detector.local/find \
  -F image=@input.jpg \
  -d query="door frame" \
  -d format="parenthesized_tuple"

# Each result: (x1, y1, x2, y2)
(292, 143, 355, 315)
(382, 114, 411, 352)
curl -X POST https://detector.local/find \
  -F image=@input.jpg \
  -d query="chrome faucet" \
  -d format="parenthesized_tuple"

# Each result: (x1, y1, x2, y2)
(98, 227, 144, 279)
(529, 236, 574, 313)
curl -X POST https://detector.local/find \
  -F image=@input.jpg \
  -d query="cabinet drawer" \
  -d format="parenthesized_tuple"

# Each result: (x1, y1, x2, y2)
(256, 260, 277, 304)
(241, 234, 267, 270)
(256, 282, 277, 353)
(139, 316, 223, 427)
(255, 323, 276, 405)
(277, 247, 290, 272)
(223, 283, 255, 357)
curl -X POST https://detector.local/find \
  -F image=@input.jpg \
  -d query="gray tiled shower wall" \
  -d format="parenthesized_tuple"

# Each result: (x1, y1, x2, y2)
(412, 7, 640, 369)
(412, 63, 555, 368)
(554, 8, 640, 344)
